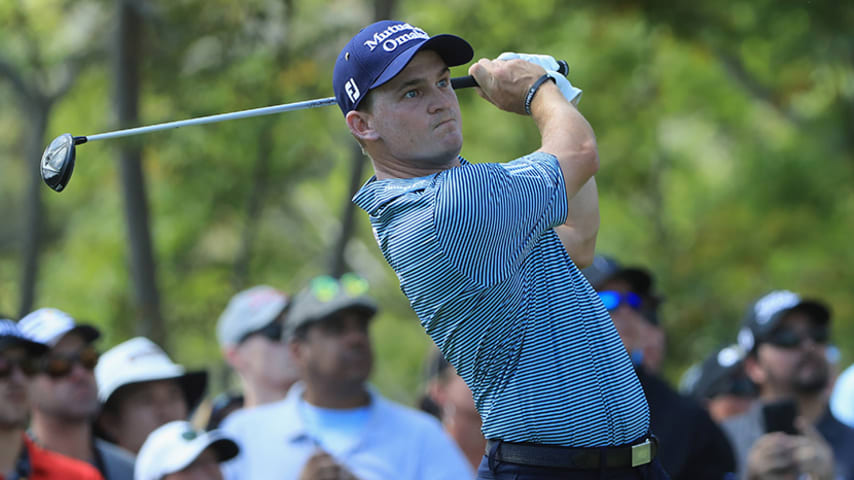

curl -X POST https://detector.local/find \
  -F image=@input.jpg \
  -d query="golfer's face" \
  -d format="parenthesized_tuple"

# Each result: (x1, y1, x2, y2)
(369, 50, 463, 168)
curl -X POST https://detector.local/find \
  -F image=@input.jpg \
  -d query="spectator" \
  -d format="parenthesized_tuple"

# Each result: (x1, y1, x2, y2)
(583, 256, 737, 480)
(221, 274, 471, 479)
(216, 286, 298, 414)
(95, 337, 207, 455)
(19, 308, 135, 479)
(135, 421, 238, 480)
(680, 344, 757, 424)
(831, 363, 854, 429)
(723, 290, 854, 479)
(0, 318, 103, 479)
(420, 348, 485, 470)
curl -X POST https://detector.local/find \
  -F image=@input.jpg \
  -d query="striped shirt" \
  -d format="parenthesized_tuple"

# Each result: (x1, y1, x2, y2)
(353, 153, 649, 447)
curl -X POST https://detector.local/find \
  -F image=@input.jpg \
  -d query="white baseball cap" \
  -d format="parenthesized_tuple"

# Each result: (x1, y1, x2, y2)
(18, 308, 100, 347)
(135, 421, 238, 480)
(216, 285, 288, 347)
(95, 337, 207, 409)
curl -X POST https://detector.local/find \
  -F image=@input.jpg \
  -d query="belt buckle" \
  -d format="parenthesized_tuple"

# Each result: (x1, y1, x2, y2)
(630, 439, 652, 467)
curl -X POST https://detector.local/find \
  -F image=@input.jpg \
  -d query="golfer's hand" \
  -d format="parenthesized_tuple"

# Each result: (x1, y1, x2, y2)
(468, 58, 548, 115)
(298, 451, 360, 480)
(497, 52, 582, 105)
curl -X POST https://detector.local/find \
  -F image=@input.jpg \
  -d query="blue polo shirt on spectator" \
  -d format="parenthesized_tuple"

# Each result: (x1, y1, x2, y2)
(220, 383, 471, 480)
(353, 153, 649, 447)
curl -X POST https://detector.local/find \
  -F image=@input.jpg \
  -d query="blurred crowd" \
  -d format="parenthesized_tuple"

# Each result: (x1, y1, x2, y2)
(2, 261, 854, 479)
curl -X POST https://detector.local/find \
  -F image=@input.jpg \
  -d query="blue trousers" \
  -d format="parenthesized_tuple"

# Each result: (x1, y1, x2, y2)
(476, 441, 672, 480)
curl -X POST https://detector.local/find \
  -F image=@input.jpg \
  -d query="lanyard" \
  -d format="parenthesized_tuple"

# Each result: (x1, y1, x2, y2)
(7, 444, 31, 480)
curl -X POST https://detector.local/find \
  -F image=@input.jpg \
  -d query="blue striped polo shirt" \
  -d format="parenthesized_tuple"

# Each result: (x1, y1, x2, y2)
(353, 153, 649, 447)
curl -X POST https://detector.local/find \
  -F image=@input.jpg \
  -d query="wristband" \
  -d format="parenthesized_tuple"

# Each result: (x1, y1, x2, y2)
(524, 74, 556, 115)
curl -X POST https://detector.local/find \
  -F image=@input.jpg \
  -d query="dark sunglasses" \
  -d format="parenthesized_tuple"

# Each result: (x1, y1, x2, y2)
(39, 346, 99, 378)
(598, 291, 642, 311)
(0, 354, 39, 378)
(765, 326, 829, 349)
(308, 273, 369, 303)
(239, 321, 284, 344)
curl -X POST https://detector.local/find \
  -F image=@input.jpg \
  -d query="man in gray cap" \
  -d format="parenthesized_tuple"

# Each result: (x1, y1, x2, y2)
(221, 274, 471, 480)
(723, 290, 854, 479)
(19, 308, 135, 479)
(216, 285, 298, 414)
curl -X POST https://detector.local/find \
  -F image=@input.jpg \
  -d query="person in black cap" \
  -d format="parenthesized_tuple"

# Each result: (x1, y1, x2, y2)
(680, 344, 757, 424)
(722, 290, 854, 479)
(336, 19, 665, 479)
(582, 256, 737, 480)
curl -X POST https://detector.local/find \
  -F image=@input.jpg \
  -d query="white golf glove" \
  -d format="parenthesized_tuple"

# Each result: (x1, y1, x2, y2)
(497, 52, 582, 105)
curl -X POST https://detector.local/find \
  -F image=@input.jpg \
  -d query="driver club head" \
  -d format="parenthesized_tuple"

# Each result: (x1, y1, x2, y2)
(41, 133, 77, 192)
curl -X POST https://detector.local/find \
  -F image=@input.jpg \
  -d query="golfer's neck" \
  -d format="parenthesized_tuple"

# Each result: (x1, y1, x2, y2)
(371, 154, 460, 180)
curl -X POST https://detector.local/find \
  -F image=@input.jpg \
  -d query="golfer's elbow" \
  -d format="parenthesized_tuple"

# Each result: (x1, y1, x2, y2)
(572, 234, 598, 269)
(577, 138, 599, 180)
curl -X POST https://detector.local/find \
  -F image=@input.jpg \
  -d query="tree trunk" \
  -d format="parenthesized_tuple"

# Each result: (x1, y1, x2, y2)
(114, 0, 164, 344)
(17, 101, 49, 318)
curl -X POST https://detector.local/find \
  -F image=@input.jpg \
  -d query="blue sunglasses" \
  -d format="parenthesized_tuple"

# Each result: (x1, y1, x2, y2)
(598, 291, 642, 311)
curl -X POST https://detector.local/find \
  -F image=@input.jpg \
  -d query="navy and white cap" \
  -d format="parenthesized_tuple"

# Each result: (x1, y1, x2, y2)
(18, 308, 101, 347)
(0, 318, 48, 354)
(333, 20, 474, 114)
(737, 289, 830, 352)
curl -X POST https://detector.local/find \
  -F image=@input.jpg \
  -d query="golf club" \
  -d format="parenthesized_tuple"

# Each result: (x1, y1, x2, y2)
(40, 61, 569, 192)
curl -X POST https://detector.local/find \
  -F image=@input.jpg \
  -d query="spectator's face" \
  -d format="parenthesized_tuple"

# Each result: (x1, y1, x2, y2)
(29, 332, 100, 421)
(0, 346, 33, 428)
(232, 319, 298, 391)
(292, 311, 373, 388)
(598, 279, 663, 367)
(750, 311, 830, 397)
(99, 379, 188, 454)
(163, 449, 223, 480)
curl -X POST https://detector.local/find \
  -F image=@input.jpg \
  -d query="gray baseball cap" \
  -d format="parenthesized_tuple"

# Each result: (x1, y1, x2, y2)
(216, 286, 289, 347)
(284, 274, 378, 339)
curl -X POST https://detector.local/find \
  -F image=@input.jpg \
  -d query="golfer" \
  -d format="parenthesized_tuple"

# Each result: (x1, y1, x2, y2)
(335, 21, 668, 478)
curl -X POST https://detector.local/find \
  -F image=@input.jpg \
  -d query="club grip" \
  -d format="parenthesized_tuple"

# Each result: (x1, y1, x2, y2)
(451, 59, 569, 90)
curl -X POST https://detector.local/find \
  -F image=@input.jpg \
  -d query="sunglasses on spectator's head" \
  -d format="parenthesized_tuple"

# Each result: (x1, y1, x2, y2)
(764, 326, 829, 349)
(239, 321, 284, 344)
(598, 291, 643, 311)
(308, 273, 370, 303)
(0, 354, 38, 378)
(39, 346, 99, 378)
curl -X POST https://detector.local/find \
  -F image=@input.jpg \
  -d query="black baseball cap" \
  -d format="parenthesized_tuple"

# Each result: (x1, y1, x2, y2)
(682, 344, 757, 400)
(737, 290, 830, 353)
(581, 255, 663, 324)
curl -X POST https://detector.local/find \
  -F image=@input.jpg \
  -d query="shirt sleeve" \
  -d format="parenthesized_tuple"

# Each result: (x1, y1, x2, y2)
(434, 152, 568, 286)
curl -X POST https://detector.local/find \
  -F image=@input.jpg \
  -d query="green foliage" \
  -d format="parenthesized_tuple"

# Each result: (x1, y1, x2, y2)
(1, 0, 853, 405)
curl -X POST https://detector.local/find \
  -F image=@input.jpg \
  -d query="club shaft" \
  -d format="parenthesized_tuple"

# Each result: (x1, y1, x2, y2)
(79, 63, 569, 144)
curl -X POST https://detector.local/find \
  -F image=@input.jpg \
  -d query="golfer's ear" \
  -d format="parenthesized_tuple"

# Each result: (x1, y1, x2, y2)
(346, 110, 378, 141)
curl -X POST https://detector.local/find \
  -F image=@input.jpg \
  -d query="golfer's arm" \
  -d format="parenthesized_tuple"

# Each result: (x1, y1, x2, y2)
(555, 178, 599, 268)
(530, 83, 600, 266)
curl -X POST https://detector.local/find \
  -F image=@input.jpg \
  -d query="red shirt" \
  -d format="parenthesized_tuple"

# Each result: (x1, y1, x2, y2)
(0, 435, 103, 480)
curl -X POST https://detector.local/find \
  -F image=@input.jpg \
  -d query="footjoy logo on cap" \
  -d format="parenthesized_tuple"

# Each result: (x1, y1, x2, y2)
(345, 78, 360, 103)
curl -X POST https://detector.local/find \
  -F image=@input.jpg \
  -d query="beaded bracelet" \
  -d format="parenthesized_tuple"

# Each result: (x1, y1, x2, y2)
(524, 73, 557, 115)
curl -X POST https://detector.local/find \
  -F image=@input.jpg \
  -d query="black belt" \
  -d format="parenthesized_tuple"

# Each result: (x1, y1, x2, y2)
(486, 435, 657, 469)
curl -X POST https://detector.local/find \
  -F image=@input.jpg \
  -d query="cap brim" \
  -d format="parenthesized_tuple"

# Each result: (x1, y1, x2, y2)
(0, 336, 48, 355)
(371, 34, 474, 91)
(65, 324, 101, 344)
(791, 301, 831, 325)
(178, 370, 209, 413)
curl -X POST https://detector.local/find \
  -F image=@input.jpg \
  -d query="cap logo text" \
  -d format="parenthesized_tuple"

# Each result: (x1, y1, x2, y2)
(363, 23, 429, 53)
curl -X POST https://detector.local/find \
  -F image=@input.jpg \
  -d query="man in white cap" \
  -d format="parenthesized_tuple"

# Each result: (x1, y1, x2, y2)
(135, 421, 238, 480)
(0, 318, 104, 479)
(216, 285, 299, 412)
(221, 274, 471, 480)
(94, 337, 207, 455)
(19, 308, 135, 479)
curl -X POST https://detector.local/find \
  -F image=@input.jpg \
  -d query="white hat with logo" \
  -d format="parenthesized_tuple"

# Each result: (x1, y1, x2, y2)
(135, 420, 239, 480)
(18, 308, 100, 347)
